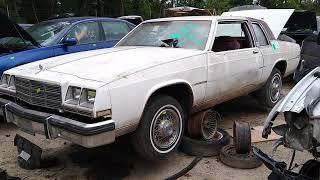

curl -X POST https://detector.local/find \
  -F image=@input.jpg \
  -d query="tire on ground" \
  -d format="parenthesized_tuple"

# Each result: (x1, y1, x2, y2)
(233, 121, 251, 154)
(256, 68, 283, 108)
(179, 129, 230, 157)
(220, 145, 262, 169)
(131, 94, 185, 161)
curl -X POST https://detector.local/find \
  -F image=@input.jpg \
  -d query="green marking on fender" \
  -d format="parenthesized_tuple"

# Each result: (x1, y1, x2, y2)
(271, 41, 280, 51)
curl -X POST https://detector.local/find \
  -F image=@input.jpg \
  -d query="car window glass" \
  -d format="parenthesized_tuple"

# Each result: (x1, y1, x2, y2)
(213, 22, 253, 52)
(101, 21, 130, 41)
(252, 23, 269, 46)
(117, 20, 211, 50)
(65, 22, 100, 44)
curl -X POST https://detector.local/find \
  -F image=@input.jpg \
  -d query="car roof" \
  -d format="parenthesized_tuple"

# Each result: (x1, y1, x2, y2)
(42, 17, 130, 24)
(144, 16, 256, 23)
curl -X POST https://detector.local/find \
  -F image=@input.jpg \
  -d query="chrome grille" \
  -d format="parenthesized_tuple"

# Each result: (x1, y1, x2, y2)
(15, 77, 62, 109)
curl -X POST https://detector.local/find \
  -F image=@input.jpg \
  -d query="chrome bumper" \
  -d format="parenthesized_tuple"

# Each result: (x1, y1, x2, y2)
(0, 98, 115, 148)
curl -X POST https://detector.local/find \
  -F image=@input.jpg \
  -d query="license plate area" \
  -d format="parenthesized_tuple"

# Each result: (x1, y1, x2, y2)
(5, 109, 35, 136)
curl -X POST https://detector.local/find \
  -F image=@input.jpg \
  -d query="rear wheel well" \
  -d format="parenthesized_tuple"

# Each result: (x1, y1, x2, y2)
(147, 84, 194, 115)
(274, 61, 287, 76)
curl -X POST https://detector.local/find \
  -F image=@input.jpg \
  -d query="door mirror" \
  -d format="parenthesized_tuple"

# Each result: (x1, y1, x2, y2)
(61, 38, 77, 46)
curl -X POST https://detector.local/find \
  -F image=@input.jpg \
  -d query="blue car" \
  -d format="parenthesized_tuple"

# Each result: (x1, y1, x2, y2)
(0, 15, 135, 74)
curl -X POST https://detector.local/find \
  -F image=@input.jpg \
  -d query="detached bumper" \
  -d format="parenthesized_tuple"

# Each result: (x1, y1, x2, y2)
(0, 98, 115, 148)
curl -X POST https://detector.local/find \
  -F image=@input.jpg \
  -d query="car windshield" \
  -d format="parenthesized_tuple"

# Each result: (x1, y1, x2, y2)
(117, 20, 211, 50)
(2, 21, 71, 47)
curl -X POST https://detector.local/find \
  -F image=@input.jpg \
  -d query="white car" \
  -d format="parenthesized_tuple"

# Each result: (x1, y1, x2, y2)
(0, 14, 300, 160)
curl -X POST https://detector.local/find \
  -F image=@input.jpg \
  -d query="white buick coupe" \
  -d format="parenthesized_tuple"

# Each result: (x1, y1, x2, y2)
(0, 12, 300, 160)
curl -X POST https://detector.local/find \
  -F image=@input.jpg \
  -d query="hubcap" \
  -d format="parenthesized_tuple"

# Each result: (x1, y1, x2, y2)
(270, 74, 282, 103)
(150, 105, 182, 152)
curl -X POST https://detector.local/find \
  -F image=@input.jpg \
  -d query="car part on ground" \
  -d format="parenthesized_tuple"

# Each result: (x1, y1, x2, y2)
(180, 129, 230, 157)
(187, 109, 220, 141)
(263, 68, 320, 155)
(255, 68, 283, 108)
(131, 95, 185, 161)
(254, 147, 319, 180)
(0, 168, 20, 180)
(14, 134, 42, 169)
(233, 121, 251, 154)
(14, 135, 58, 170)
(220, 145, 262, 169)
(164, 156, 202, 180)
(260, 68, 320, 179)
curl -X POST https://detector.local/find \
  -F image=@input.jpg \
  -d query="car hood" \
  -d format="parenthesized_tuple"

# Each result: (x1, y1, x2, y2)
(284, 11, 317, 32)
(8, 46, 203, 84)
(0, 13, 39, 47)
(222, 9, 295, 39)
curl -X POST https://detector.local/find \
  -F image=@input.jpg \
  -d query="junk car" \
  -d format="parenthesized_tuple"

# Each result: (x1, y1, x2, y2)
(0, 15, 300, 161)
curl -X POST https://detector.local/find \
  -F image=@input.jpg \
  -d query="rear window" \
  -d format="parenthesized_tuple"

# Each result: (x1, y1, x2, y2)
(252, 23, 269, 46)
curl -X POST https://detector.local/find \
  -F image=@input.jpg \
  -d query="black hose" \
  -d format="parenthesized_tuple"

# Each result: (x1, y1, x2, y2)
(288, 150, 296, 170)
(164, 156, 202, 180)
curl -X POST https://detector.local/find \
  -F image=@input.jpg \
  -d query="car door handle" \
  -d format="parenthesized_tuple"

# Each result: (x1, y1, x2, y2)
(253, 50, 259, 54)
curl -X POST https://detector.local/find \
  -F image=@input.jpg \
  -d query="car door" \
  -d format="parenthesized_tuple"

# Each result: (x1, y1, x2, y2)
(54, 21, 101, 56)
(205, 20, 263, 104)
(100, 21, 132, 48)
(251, 22, 274, 84)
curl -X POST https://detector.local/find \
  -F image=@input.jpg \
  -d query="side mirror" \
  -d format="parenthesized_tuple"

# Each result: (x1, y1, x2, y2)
(61, 38, 77, 46)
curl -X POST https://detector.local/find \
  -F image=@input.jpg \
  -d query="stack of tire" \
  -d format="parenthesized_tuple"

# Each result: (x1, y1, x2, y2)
(180, 109, 230, 157)
(220, 121, 262, 169)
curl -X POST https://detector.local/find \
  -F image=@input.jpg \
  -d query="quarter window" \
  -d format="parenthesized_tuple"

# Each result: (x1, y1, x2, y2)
(213, 22, 253, 52)
(252, 23, 269, 46)
(101, 21, 130, 41)
(65, 22, 100, 45)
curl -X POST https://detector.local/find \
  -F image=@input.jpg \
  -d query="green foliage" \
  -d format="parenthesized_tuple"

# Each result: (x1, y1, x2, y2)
(2, 0, 320, 23)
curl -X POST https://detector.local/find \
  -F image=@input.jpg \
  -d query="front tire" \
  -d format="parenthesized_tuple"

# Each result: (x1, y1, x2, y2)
(256, 68, 282, 108)
(132, 95, 185, 161)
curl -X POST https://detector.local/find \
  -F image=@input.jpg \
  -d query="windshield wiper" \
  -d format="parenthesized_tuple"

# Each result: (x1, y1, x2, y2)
(160, 38, 179, 48)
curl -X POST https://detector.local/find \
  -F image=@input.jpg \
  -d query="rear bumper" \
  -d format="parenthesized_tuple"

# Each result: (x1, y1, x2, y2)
(0, 98, 115, 148)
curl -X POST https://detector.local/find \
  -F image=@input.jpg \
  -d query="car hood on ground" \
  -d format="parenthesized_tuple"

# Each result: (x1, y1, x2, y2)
(222, 9, 295, 39)
(8, 46, 204, 84)
(0, 13, 39, 47)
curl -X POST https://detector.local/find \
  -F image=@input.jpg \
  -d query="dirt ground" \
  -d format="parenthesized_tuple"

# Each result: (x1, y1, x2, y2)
(0, 82, 314, 180)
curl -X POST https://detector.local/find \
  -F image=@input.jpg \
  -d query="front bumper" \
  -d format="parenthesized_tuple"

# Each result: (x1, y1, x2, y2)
(0, 98, 115, 148)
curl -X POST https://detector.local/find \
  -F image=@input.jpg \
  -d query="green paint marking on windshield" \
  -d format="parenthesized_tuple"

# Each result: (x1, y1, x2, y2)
(168, 23, 207, 47)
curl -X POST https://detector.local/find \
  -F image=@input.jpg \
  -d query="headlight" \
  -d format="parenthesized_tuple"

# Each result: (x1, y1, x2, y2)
(65, 86, 81, 105)
(0, 74, 15, 90)
(0, 74, 10, 87)
(8, 76, 15, 90)
(80, 89, 96, 108)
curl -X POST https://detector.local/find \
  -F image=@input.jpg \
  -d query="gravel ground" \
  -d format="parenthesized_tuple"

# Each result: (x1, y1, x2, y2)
(0, 82, 314, 180)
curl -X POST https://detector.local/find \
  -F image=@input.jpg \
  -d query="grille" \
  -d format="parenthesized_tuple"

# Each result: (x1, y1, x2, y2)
(15, 77, 62, 109)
